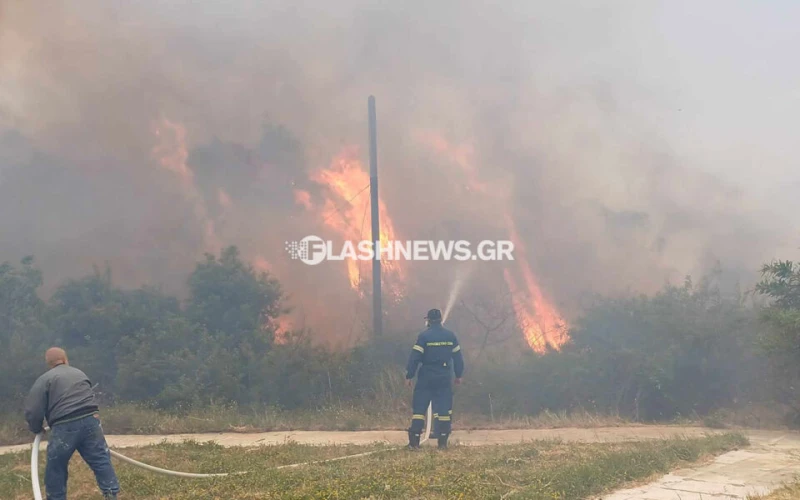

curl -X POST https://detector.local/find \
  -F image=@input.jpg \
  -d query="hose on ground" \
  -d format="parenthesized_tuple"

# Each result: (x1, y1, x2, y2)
(31, 433, 43, 500)
(275, 401, 433, 469)
(108, 450, 236, 478)
(31, 403, 433, 497)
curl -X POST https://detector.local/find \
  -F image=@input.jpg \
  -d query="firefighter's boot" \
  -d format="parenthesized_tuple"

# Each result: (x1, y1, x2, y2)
(407, 429, 421, 450)
(437, 434, 449, 450)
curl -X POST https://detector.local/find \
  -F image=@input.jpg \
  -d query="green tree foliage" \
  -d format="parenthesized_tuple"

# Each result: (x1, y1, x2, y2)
(565, 275, 760, 419)
(115, 316, 205, 407)
(0, 249, 784, 423)
(188, 246, 283, 349)
(755, 260, 800, 421)
(459, 274, 762, 421)
(0, 257, 48, 403)
(756, 261, 800, 308)
(47, 266, 181, 395)
(115, 246, 290, 408)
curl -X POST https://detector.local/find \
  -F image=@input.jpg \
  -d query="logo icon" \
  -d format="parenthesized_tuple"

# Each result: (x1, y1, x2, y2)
(285, 235, 327, 265)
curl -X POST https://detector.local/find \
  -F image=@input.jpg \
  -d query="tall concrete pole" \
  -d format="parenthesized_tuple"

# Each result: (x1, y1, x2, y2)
(368, 96, 383, 339)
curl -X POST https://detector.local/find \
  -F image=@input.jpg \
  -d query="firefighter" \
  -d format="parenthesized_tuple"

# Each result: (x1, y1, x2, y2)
(405, 308, 464, 449)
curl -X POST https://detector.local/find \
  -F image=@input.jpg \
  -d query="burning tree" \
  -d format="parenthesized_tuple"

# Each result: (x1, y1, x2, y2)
(144, 116, 571, 352)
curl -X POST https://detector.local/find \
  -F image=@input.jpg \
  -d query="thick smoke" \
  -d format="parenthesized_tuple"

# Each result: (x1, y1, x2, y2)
(1, 1, 798, 344)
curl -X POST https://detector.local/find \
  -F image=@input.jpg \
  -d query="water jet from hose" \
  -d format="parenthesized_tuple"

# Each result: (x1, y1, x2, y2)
(443, 265, 473, 324)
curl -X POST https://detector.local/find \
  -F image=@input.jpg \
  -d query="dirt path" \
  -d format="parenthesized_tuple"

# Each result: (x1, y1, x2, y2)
(4, 426, 799, 498)
(0, 425, 729, 454)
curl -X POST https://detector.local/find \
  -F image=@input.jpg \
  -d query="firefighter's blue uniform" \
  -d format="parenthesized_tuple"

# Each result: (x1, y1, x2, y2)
(406, 319, 464, 448)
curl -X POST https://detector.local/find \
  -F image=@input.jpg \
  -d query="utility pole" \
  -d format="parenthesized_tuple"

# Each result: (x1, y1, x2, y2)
(368, 96, 383, 339)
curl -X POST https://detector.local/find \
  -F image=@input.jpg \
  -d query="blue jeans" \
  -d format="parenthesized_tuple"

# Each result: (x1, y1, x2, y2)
(45, 414, 119, 500)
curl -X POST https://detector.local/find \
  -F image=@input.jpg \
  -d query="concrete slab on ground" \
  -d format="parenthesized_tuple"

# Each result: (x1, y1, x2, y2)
(597, 431, 800, 500)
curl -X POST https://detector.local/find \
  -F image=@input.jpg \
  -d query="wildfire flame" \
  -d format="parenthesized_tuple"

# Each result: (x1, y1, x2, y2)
(503, 217, 568, 351)
(300, 147, 405, 300)
(149, 119, 563, 350)
(272, 315, 294, 344)
(217, 188, 233, 211)
(151, 117, 219, 254)
(419, 132, 569, 352)
(294, 190, 313, 211)
(152, 119, 193, 182)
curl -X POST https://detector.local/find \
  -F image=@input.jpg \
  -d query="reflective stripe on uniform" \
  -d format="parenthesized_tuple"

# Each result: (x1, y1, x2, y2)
(413, 345, 424, 353)
(452, 345, 461, 353)
(412, 414, 426, 420)
(438, 416, 451, 421)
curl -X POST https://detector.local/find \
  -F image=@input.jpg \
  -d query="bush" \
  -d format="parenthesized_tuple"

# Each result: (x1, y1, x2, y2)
(0, 250, 778, 425)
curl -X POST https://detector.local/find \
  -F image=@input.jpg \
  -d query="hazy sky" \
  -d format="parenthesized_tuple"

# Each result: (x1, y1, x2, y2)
(624, 2, 799, 197)
(515, 1, 800, 207)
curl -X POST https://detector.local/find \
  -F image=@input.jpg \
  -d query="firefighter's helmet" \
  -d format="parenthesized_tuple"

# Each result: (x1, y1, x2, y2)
(425, 308, 443, 323)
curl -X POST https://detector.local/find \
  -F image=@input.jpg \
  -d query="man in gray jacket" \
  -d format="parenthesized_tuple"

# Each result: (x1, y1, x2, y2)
(25, 347, 119, 500)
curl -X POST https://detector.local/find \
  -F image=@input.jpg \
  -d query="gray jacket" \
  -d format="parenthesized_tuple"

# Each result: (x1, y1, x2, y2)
(24, 364, 99, 433)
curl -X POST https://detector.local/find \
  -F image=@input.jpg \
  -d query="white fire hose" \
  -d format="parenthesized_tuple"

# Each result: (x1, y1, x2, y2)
(30, 433, 43, 500)
(31, 404, 433, 499)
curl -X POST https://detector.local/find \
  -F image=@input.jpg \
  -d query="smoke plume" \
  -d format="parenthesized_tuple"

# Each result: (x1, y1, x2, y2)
(2, 0, 798, 345)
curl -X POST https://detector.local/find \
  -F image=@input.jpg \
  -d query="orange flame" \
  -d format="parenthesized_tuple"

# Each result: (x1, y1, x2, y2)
(299, 148, 405, 300)
(217, 188, 233, 211)
(294, 189, 313, 211)
(152, 119, 193, 183)
(151, 117, 219, 254)
(272, 315, 294, 345)
(420, 132, 568, 352)
(503, 217, 568, 351)
(253, 256, 272, 274)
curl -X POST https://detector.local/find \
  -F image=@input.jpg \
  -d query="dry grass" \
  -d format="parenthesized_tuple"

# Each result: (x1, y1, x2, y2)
(700, 404, 795, 430)
(0, 433, 748, 499)
(460, 409, 628, 430)
(749, 482, 800, 499)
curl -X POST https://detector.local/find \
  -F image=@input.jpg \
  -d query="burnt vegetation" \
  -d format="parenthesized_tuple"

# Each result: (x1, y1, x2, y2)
(1, 250, 799, 428)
